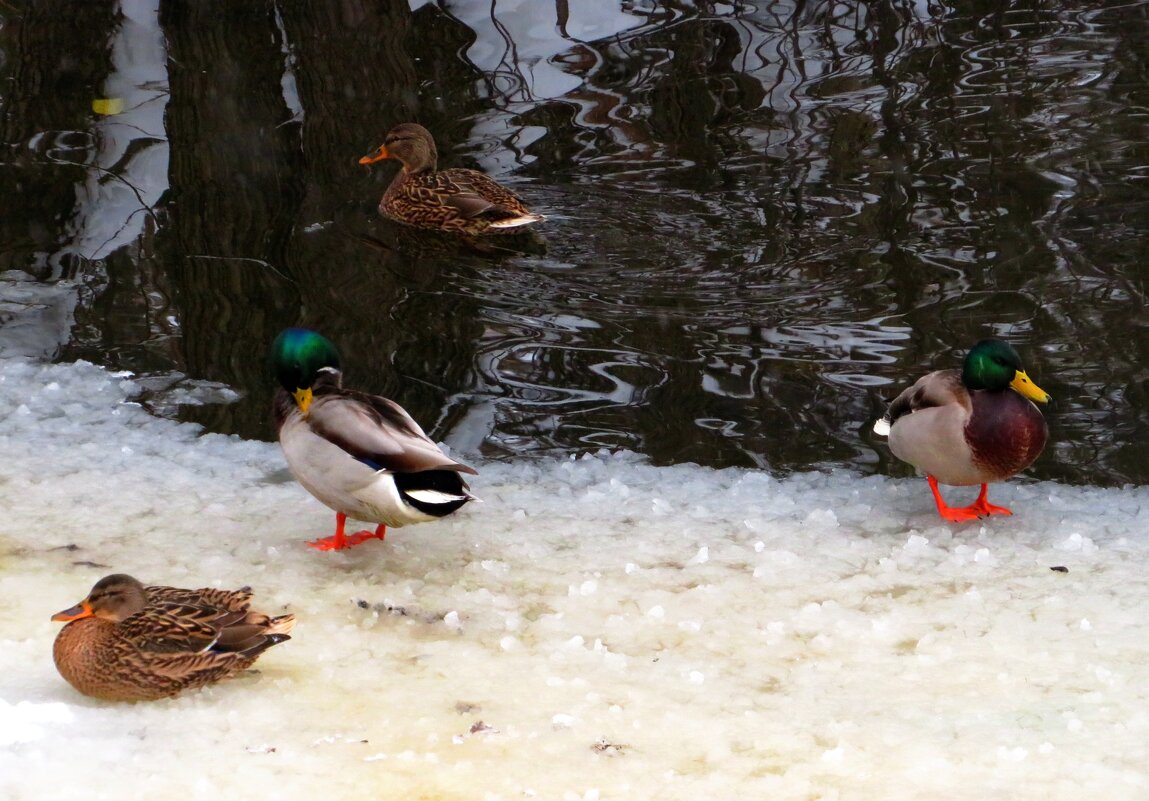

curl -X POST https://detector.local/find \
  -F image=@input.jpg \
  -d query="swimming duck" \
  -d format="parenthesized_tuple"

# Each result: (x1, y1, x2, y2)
(358, 122, 544, 236)
(271, 328, 478, 551)
(51, 574, 294, 702)
(873, 339, 1051, 521)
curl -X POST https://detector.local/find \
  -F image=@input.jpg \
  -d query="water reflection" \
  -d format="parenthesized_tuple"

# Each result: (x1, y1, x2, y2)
(61, 0, 168, 263)
(1, 0, 1147, 486)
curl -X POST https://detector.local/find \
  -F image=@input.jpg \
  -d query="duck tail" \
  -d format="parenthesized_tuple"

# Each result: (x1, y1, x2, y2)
(488, 212, 545, 229)
(265, 613, 296, 637)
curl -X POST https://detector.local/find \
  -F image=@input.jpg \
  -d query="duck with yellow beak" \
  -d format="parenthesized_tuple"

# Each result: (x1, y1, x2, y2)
(873, 339, 1052, 521)
(271, 328, 478, 550)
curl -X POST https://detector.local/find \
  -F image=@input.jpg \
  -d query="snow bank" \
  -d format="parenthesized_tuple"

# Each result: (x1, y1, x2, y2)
(1, 357, 1147, 800)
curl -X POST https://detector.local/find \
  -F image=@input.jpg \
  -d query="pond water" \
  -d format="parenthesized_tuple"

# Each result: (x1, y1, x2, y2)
(2, 0, 1148, 486)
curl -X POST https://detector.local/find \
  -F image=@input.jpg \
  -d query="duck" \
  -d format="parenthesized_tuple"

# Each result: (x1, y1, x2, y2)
(51, 574, 294, 702)
(271, 327, 478, 551)
(873, 339, 1051, 521)
(358, 122, 544, 236)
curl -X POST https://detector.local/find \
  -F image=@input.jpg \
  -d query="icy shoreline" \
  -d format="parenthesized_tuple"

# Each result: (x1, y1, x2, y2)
(1, 357, 1146, 800)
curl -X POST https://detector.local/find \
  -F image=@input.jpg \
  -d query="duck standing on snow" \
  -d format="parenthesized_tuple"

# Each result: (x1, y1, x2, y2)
(873, 339, 1051, 521)
(271, 328, 478, 551)
(358, 122, 544, 236)
(51, 574, 294, 702)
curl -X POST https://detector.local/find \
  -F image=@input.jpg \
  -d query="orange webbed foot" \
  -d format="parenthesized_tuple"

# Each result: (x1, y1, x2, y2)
(964, 484, 1013, 518)
(306, 514, 387, 551)
(927, 477, 1012, 522)
(307, 534, 348, 551)
(936, 504, 985, 523)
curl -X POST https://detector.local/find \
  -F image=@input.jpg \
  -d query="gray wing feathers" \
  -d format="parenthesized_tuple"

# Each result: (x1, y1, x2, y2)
(308, 395, 476, 474)
(875, 369, 965, 435)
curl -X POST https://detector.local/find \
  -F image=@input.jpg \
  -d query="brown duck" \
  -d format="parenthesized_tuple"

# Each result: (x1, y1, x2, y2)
(359, 122, 544, 236)
(51, 574, 294, 702)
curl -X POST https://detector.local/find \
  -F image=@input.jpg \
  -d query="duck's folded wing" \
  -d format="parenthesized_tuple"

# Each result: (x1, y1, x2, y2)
(443, 169, 527, 216)
(445, 190, 501, 220)
(120, 605, 245, 653)
(404, 174, 499, 219)
(309, 393, 478, 475)
(875, 369, 965, 434)
(145, 585, 252, 612)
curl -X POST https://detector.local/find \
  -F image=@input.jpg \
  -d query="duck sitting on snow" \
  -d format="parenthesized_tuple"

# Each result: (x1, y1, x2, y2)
(873, 339, 1051, 521)
(358, 122, 544, 236)
(271, 327, 478, 551)
(51, 574, 294, 702)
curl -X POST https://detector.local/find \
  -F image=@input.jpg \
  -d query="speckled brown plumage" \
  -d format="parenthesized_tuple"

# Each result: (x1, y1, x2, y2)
(51, 574, 294, 702)
(359, 122, 544, 236)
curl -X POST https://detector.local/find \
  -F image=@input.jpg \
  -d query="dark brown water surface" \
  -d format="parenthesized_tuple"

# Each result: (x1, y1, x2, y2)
(2, 1, 1147, 486)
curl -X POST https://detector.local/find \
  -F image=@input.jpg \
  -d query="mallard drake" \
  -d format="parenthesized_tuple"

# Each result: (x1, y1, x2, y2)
(358, 122, 544, 236)
(271, 328, 478, 551)
(51, 574, 294, 702)
(873, 339, 1051, 521)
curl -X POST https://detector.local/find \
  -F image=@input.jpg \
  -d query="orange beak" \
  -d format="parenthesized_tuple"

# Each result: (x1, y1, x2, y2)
(51, 599, 94, 622)
(358, 144, 390, 165)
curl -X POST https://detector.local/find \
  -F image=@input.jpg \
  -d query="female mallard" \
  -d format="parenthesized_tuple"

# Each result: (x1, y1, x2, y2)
(51, 574, 294, 702)
(271, 328, 478, 551)
(873, 339, 1051, 521)
(358, 122, 544, 236)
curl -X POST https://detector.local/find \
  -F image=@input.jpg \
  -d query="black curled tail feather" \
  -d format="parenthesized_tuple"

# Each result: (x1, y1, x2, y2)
(394, 469, 473, 518)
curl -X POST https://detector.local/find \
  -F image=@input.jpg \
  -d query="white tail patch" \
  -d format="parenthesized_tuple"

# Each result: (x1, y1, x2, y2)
(405, 489, 469, 505)
(872, 417, 892, 437)
(490, 213, 545, 229)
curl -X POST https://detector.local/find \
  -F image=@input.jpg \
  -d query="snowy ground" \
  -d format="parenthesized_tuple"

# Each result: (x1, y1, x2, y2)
(1, 356, 1147, 801)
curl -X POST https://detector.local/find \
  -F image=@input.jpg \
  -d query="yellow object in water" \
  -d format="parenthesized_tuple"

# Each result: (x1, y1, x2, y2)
(91, 97, 125, 116)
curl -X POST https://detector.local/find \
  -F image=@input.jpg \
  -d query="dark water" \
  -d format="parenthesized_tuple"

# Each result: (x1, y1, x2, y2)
(2, 1, 1147, 486)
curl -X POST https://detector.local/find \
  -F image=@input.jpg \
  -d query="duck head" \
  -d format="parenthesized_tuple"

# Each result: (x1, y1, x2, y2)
(51, 574, 148, 623)
(271, 328, 342, 414)
(962, 339, 1051, 403)
(358, 123, 438, 173)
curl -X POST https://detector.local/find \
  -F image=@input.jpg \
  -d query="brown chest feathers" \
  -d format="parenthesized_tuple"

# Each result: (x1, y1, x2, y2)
(966, 389, 1048, 480)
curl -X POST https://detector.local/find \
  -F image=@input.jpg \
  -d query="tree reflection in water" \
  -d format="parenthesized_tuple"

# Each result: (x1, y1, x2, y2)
(0, 0, 1145, 485)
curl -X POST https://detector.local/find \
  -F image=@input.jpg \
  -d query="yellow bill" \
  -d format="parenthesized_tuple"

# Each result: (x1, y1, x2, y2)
(293, 387, 313, 414)
(1011, 370, 1051, 404)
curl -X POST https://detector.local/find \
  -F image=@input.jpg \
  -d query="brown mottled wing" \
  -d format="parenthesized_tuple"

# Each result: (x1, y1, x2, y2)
(138, 650, 260, 689)
(390, 169, 528, 226)
(146, 585, 252, 612)
(307, 390, 478, 475)
(445, 191, 500, 219)
(441, 169, 530, 218)
(118, 604, 245, 653)
(103, 637, 188, 697)
(881, 369, 965, 427)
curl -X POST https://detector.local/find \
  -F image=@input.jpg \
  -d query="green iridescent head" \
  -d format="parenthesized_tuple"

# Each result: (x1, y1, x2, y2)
(962, 339, 1051, 403)
(270, 328, 341, 411)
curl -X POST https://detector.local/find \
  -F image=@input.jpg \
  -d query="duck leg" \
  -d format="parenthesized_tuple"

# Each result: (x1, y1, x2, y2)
(963, 484, 1013, 518)
(307, 513, 388, 551)
(927, 477, 1012, 521)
